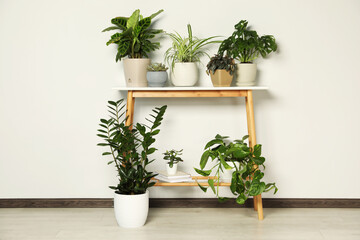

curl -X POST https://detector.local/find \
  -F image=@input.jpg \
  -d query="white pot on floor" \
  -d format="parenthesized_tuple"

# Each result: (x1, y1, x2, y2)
(114, 190, 149, 228)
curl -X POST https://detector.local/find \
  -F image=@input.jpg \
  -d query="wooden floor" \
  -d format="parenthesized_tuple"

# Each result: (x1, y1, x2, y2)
(0, 208, 359, 240)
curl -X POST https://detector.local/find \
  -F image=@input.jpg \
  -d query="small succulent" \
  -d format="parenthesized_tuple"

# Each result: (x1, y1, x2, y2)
(147, 63, 168, 71)
(163, 149, 183, 168)
(206, 54, 235, 76)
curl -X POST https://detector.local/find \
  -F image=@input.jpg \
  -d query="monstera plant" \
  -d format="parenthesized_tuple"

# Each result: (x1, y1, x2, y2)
(218, 20, 277, 86)
(102, 9, 164, 87)
(194, 134, 278, 205)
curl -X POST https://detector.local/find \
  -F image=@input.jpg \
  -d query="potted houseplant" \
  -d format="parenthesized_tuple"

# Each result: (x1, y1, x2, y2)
(97, 99, 167, 228)
(165, 24, 219, 86)
(218, 20, 277, 86)
(146, 63, 169, 87)
(206, 54, 235, 87)
(194, 134, 277, 204)
(163, 149, 184, 175)
(103, 9, 164, 87)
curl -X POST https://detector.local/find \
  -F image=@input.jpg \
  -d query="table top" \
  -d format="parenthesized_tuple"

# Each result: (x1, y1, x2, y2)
(113, 86, 269, 91)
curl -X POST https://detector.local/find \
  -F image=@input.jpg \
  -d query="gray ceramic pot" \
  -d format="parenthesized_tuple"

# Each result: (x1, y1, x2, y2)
(146, 71, 168, 87)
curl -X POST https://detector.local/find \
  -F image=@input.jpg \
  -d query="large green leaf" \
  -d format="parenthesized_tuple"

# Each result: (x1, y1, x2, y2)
(194, 168, 211, 176)
(127, 9, 140, 29)
(204, 139, 223, 149)
(253, 144, 262, 157)
(200, 150, 210, 169)
(208, 179, 216, 194)
(111, 17, 128, 30)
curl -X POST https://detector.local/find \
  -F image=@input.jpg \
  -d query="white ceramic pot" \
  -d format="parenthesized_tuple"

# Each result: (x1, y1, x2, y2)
(171, 62, 198, 86)
(220, 162, 239, 183)
(166, 163, 178, 175)
(114, 190, 149, 228)
(123, 58, 150, 87)
(235, 63, 257, 86)
(146, 71, 168, 87)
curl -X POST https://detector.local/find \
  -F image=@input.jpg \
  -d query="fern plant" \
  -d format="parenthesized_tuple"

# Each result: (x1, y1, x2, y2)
(97, 99, 167, 195)
(102, 9, 164, 62)
(164, 24, 220, 70)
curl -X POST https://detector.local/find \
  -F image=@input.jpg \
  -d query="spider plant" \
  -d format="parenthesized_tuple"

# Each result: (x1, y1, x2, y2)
(165, 24, 220, 70)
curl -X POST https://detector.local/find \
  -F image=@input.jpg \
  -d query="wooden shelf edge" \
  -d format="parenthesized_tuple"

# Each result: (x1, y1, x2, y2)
(152, 176, 231, 187)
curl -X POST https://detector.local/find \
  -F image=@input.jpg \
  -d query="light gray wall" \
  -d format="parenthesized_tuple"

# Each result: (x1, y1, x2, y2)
(1, 0, 359, 198)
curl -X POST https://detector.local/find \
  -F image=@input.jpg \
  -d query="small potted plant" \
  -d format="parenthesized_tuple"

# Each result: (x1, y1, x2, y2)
(146, 63, 169, 87)
(165, 24, 219, 86)
(218, 20, 277, 86)
(194, 134, 277, 205)
(97, 99, 167, 228)
(206, 54, 235, 87)
(102, 9, 164, 87)
(163, 149, 184, 175)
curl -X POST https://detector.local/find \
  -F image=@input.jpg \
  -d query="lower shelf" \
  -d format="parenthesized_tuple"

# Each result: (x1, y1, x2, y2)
(152, 176, 231, 187)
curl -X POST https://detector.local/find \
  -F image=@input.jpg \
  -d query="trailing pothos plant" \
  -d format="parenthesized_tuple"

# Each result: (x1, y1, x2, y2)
(97, 99, 167, 195)
(194, 134, 277, 204)
(218, 20, 277, 63)
(102, 9, 164, 62)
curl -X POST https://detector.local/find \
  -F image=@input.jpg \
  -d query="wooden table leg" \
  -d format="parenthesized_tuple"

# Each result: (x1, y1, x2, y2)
(126, 90, 135, 129)
(245, 90, 264, 220)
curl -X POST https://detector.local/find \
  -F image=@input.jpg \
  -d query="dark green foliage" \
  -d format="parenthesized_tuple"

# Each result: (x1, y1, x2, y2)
(194, 134, 277, 204)
(102, 9, 164, 62)
(163, 149, 183, 168)
(206, 54, 235, 76)
(97, 99, 167, 195)
(218, 20, 277, 63)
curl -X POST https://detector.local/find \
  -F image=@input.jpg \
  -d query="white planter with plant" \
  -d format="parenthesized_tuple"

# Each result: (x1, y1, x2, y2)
(98, 99, 167, 228)
(163, 149, 183, 175)
(146, 63, 168, 87)
(103, 9, 164, 87)
(165, 24, 219, 87)
(218, 20, 277, 86)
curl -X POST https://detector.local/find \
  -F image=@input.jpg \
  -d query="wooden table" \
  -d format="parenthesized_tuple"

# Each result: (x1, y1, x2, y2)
(114, 86, 268, 220)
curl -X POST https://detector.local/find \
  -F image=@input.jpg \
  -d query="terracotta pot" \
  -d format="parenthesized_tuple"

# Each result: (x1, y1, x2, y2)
(209, 69, 234, 87)
(235, 63, 257, 86)
(123, 58, 150, 87)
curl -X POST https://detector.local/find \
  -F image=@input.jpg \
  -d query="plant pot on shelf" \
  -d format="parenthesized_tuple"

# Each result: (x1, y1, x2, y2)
(166, 163, 178, 175)
(210, 70, 234, 87)
(146, 71, 168, 87)
(123, 58, 151, 87)
(171, 62, 198, 86)
(114, 190, 149, 228)
(235, 63, 257, 86)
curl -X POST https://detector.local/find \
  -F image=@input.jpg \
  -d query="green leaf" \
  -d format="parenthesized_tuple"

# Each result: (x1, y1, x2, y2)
(252, 156, 265, 165)
(127, 9, 140, 29)
(149, 9, 164, 19)
(208, 179, 216, 194)
(102, 26, 122, 32)
(200, 150, 210, 169)
(194, 168, 211, 176)
(102, 152, 112, 156)
(220, 157, 232, 170)
(236, 193, 247, 205)
(197, 182, 208, 193)
(253, 144, 262, 157)
(218, 197, 230, 203)
(204, 139, 223, 149)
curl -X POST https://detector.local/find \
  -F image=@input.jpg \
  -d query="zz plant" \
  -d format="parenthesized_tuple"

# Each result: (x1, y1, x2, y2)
(97, 99, 167, 195)
(103, 9, 164, 62)
(218, 20, 277, 63)
(194, 134, 277, 204)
